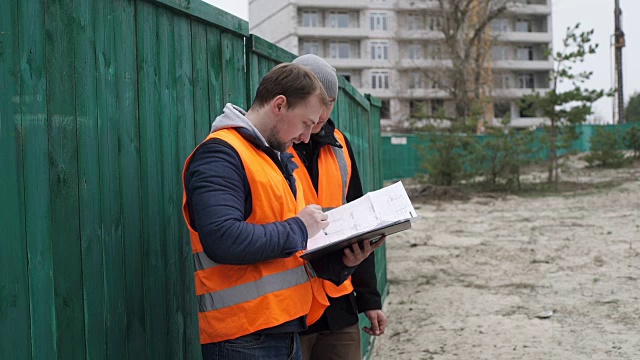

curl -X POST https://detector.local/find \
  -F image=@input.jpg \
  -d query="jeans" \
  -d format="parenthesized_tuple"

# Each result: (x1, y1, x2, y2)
(202, 332, 302, 360)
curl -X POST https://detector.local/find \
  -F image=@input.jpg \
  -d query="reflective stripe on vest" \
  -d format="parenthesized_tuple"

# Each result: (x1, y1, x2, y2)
(290, 129, 355, 325)
(197, 265, 310, 312)
(182, 128, 327, 344)
(331, 144, 350, 205)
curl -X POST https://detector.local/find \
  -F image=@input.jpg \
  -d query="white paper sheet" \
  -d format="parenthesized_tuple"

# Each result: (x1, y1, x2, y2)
(306, 181, 417, 251)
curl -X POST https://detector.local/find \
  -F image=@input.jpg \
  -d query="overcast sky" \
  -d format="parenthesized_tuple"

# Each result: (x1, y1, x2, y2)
(203, 0, 638, 123)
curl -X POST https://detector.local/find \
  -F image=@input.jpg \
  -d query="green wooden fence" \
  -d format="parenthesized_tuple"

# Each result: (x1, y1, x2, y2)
(0, 0, 384, 359)
(381, 123, 640, 180)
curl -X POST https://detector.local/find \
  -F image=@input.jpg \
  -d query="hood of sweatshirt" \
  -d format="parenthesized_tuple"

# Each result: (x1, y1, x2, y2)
(210, 103, 268, 147)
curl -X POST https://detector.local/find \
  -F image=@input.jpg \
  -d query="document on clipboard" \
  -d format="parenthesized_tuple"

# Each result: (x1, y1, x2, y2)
(301, 181, 419, 261)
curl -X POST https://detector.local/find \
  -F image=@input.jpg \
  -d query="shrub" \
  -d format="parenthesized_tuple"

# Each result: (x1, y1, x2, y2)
(584, 127, 628, 168)
(623, 126, 640, 158)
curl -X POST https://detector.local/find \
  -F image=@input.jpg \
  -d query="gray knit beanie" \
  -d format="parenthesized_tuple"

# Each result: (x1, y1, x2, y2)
(292, 54, 338, 99)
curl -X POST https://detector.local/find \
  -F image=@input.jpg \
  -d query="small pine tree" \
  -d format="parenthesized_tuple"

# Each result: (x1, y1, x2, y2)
(584, 127, 627, 168)
(521, 24, 609, 188)
(470, 117, 537, 190)
(623, 126, 640, 158)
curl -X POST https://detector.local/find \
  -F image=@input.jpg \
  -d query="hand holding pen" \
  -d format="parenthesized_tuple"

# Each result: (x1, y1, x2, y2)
(297, 204, 329, 238)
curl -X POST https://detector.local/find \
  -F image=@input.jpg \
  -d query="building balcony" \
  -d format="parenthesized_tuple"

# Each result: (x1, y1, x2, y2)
(325, 58, 377, 69)
(397, 58, 452, 69)
(396, 88, 450, 99)
(297, 26, 370, 39)
(297, 0, 368, 9)
(396, 30, 445, 40)
(395, 0, 441, 10)
(494, 31, 553, 43)
(492, 60, 553, 71)
(506, 3, 552, 15)
(355, 88, 396, 98)
(492, 87, 550, 99)
(508, 117, 548, 128)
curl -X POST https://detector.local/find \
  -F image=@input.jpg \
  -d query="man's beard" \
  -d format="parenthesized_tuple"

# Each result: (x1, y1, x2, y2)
(266, 127, 288, 152)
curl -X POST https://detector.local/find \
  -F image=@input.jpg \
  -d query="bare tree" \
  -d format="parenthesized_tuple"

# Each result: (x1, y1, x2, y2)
(405, 0, 515, 121)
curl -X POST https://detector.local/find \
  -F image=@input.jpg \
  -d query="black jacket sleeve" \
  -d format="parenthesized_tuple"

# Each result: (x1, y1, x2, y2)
(186, 140, 307, 265)
(343, 135, 382, 312)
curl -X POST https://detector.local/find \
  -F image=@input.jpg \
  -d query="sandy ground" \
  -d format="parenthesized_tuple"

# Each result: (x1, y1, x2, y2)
(371, 159, 640, 360)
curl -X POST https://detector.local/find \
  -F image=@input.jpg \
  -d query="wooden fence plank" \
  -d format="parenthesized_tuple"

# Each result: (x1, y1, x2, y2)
(0, 0, 32, 357)
(191, 21, 210, 142)
(45, 0, 87, 357)
(158, 9, 183, 360)
(17, 0, 56, 357)
(114, 0, 146, 357)
(95, 1, 127, 357)
(136, 2, 169, 358)
(206, 27, 224, 123)
(174, 17, 200, 360)
(150, 0, 249, 36)
(74, 0, 107, 358)
(221, 32, 247, 109)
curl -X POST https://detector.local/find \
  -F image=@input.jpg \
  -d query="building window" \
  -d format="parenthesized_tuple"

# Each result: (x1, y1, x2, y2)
(381, 100, 390, 119)
(371, 41, 388, 60)
(329, 41, 350, 59)
(431, 99, 445, 115)
(407, 13, 422, 30)
(370, 12, 388, 31)
(302, 10, 319, 27)
(501, 74, 513, 88)
(517, 73, 535, 89)
(516, 46, 533, 60)
(519, 101, 535, 118)
(426, 16, 443, 31)
(410, 100, 427, 115)
(371, 71, 389, 89)
(409, 72, 423, 89)
(515, 19, 531, 32)
(428, 44, 442, 60)
(303, 40, 320, 55)
(492, 46, 510, 60)
(494, 102, 511, 119)
(408, 43, 423, 60)
(491, 19, 510, 32)
(329, 11, 350, 28)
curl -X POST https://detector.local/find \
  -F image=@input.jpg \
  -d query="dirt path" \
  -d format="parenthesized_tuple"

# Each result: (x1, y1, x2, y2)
(371, 165, 640, 359)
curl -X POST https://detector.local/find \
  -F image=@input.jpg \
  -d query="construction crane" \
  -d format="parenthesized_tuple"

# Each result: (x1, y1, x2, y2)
(614, 0, 625, 124)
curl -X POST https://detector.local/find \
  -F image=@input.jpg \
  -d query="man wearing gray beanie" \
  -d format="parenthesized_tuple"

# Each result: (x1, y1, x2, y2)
(290, 54, 387, 360)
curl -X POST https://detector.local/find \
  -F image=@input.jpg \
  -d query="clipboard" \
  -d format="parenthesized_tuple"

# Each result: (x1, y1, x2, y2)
(300, 218, 412, 261)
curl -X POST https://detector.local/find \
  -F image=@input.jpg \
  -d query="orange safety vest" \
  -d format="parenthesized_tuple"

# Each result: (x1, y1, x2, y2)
(291, 129, 355, 325)
(182, 128, 329, 344)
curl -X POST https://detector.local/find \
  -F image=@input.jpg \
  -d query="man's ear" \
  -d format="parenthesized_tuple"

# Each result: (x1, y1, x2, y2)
(272, 95, 287, 115)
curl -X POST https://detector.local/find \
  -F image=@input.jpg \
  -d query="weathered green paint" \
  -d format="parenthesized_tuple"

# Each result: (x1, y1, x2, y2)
(191, 20, 211, 142)
(46, 0, 87, 358)
(136, 2, 169, 358)
(0, 0, 32, 358)
(250, 35, 296, 63)
(114, 1, 147, 358)
(222, 32, 247, 109)
(74, 0, 107, 359)
(17, 0, 57, 358)
(207, 26, 224, 122)
(1, 1, 384, 359)
(175, 17, 200, 360)
(151, 0, 249, 36)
